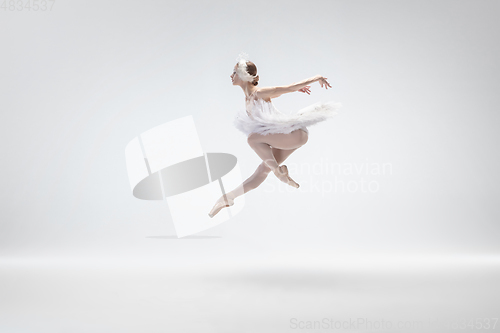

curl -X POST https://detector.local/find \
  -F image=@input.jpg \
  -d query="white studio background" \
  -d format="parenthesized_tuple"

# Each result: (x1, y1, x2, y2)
(1, 0, 499, 262)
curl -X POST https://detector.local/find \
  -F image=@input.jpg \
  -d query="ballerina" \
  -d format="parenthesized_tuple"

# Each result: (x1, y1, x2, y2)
(208, 55, 341, 218)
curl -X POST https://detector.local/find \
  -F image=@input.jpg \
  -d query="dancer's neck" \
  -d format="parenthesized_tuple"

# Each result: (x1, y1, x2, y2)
(239, 83, 258, 98)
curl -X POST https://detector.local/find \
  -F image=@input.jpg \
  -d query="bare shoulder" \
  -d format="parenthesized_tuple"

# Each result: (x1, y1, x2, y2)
(254, 86, 273, 95)
(254, 86, 282, 101)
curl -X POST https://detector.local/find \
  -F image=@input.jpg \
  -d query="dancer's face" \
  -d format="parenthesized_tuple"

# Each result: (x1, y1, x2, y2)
(230, 64, 243, 86)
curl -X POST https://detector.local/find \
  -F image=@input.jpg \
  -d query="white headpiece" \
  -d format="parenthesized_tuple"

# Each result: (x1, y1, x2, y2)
(235, 52, 256, 82)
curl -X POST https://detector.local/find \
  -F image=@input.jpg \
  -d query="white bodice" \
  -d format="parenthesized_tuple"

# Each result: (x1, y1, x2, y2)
(245, 90, 282, 120)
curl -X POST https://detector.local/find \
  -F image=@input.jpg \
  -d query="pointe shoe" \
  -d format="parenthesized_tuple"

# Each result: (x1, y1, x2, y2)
(208, 196, 234, 218)
(274, 165, 300, 188)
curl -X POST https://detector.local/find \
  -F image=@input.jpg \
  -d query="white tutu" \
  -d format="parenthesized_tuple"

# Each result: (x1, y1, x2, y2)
(233, 95, 342, 137)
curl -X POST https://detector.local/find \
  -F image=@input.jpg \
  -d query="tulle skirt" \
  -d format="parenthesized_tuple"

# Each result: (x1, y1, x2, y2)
(233, 99, 342, 137)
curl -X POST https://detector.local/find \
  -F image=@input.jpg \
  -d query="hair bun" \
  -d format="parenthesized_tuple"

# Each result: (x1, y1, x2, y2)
(253, 75, 260, 86)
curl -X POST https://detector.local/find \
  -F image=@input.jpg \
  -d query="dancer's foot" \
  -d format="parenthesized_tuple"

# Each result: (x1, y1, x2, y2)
(208, 195, 234, 218)
(274, 165, 300, 188)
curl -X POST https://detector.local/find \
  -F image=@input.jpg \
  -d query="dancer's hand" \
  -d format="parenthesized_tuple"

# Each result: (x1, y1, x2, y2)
(317, 76, 332, 90)
(298, 86, 311, 95)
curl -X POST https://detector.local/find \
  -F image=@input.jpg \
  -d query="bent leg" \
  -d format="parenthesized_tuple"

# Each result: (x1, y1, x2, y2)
(225, 147, 299, 200)
(247, 130, 308, 172)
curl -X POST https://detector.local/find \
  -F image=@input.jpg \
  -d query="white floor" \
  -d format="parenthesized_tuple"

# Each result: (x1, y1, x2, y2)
(1, 255, 499, 333)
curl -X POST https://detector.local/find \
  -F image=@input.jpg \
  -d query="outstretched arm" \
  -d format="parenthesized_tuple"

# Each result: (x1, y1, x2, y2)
(257, 75, 331, 99)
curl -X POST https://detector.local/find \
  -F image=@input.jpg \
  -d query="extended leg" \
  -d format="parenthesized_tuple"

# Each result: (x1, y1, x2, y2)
(208, 147, 300, 218)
